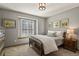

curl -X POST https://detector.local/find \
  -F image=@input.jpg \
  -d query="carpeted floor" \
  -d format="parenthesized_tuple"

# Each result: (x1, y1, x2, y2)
(3, 44, 79, 56)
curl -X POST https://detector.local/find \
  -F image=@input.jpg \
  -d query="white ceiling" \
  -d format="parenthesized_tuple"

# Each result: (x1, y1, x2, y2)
(0, 3, 79, 18)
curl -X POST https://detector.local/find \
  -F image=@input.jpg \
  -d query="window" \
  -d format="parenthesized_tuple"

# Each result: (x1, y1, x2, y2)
(18, 18, 36, 37)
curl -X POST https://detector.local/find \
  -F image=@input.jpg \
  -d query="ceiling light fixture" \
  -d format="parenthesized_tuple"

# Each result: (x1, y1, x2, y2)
(39, 3, 46, 11)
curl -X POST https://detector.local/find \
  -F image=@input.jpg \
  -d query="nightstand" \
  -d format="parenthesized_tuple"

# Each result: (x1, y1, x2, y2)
(64, 38, 77, 52)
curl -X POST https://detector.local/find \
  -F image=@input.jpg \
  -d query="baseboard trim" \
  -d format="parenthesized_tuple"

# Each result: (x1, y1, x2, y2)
(4, 43, 28, 48)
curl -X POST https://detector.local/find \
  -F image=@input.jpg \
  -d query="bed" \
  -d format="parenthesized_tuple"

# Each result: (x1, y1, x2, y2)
(29, 31, 65, 55)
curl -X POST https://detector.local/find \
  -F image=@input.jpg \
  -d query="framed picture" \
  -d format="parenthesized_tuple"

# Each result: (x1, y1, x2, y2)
(3, 19, 16, 28)
(53, 21, 60, 28)
(60, 18, 69, 28)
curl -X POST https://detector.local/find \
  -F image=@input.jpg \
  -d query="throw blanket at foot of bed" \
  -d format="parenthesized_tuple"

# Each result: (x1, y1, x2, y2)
(31, 35, 58, 54)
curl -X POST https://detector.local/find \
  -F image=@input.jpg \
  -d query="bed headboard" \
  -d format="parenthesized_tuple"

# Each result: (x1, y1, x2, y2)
(63, 32, 67, 38)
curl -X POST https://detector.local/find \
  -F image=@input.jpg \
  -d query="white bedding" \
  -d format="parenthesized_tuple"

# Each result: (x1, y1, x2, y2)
(50, 36, 64, 46)
(31, 35, 58, 54)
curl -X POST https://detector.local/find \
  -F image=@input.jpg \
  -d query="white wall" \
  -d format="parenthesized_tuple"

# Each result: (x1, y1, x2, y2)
(0, 9, 46, 47)
(46, 7, 79, 34)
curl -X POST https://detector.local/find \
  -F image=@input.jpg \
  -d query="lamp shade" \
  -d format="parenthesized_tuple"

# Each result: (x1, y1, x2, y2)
(67, 28, 75, 34)
(66, 27, 77, 39)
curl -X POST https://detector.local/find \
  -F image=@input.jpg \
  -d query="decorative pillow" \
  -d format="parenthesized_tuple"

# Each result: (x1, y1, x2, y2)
(52, 32, 57, 37)
(47, 32, 57, 37)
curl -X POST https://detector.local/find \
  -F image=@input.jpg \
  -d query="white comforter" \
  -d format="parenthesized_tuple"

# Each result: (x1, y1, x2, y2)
(31, 35, 58, 54)
(50, 36, 63, 46)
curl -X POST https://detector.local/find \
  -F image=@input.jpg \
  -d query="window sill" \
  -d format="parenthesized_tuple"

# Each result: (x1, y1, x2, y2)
(18, 36, 29, 39)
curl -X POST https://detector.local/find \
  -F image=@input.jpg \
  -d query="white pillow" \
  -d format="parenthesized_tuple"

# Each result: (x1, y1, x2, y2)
(56, 31, 63, 37)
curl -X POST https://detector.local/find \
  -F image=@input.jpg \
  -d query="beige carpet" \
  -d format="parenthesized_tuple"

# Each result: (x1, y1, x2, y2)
(4, 44, 39, 56)
(3, 44, 79, 56)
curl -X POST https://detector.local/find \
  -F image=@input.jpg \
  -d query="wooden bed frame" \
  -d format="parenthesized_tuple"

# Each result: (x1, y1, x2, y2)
(29, 37, 44, 56)
(29, 32, 66, 56)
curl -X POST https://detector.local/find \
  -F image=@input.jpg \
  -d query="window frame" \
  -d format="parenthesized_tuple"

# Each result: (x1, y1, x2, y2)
(18, 18, 38, 38)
